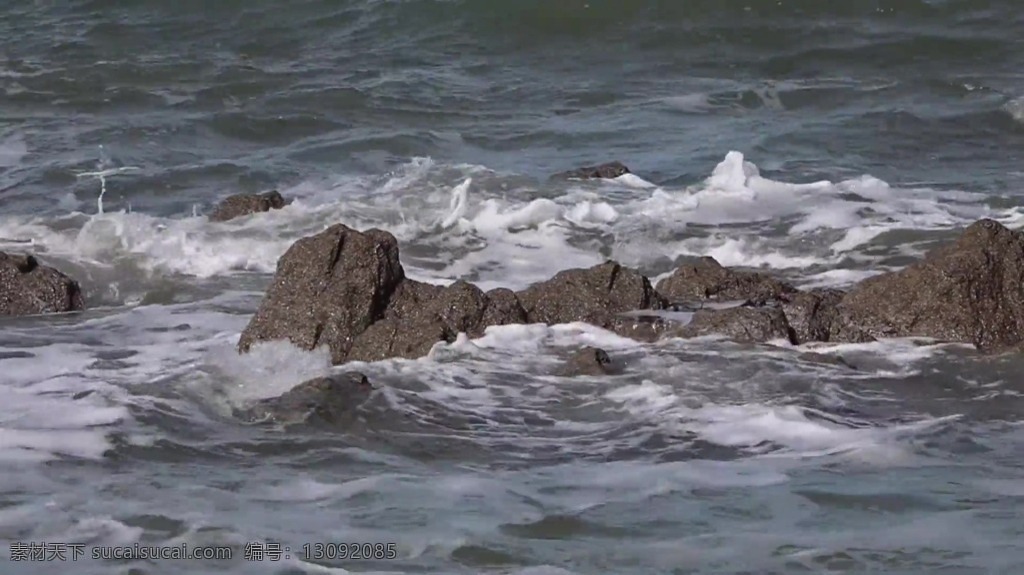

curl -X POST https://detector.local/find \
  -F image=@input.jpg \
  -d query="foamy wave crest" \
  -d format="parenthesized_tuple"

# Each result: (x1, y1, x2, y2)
(0, 152, 1016, 292)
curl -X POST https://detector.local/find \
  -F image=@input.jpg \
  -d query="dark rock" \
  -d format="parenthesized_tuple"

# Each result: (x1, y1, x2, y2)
(780, 288, 874, 344)
(347, 281, 531, 363)
(553, 161, 631, 180)
(481, 288, 529, 328)
(238, 224, 531, 365)
(656, 257, 797, 305)
(836, 219, 1024, 352)
(558, 346, 621, 376)
(238, 224, 405, 364)
(669, 306, 795, 344)
(0, 252, 84, 316)
(235, 372, 373, 426)
(516, 261, 666, 334)
(348, 280, 477, 362)
(209, 190, 288, 222)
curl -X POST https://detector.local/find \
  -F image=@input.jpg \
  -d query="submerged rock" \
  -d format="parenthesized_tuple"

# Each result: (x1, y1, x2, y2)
(0, 252, 84, 316)
(656, 257, 797, 305)
(836, 219, 1024, 352)
(235, 372, 373, 426)
(553, 161, 631, 180)
(209, 190, 287, 222)
(558, 346, 621, 376)
(797, 351, 858, 370)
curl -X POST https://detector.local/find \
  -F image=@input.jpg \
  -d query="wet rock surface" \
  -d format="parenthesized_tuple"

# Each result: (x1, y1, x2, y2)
(238, 218, 1024, 365)
(209, 190, 288, 222)
(235, 372, 373, 426)
(516, 261, 666, 335)
(781, 288, 875, 344)
(558, 346, 621, 376)
(670, 306, 796, 344)
(0, 252, 84, 316)
(238, 225, 530, 365)
(797, 352, 859, 370)
(238, 224, 406, 364)
(347, 280, 526, 362)
(553, 161, 631, 180)
(836, 219, 1024, 352)
(656, 256, 797, 305)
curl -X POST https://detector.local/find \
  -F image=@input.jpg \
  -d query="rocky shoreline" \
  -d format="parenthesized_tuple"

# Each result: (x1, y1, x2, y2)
(4, 172, 1024, 428)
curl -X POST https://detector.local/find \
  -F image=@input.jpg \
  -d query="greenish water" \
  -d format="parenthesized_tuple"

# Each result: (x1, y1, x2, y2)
(2, 1, 1024, 573)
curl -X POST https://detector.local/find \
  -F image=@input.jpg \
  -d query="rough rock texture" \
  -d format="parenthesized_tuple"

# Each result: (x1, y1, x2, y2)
(347, 280, 526, 362)
(237, 224, 530, 364)
(558, 346, 619, 376)
(553, 161, 631, 180)
(670, 306, 795, 344)
(835, 219, 1024, 352)
(656, 257, 797, 305)
(516, 261, 666, 334)
(235, 372, 373, 426)
(780, 288, 874, 344)
(481, 288, 529, 328)
(0, 252, 84, 316)
(238, 224, 405, 364)
(209, 190, 287, 222)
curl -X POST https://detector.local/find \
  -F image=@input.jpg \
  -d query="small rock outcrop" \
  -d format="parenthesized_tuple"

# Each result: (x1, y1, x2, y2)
(835, 218, 1024, 352)
(558, 346, 620, 376)
(235, 372, 373, 426)
(238, 225, 528, 365)
(236, 217, 1024, 364)
(670, 306, 795, 344)
(553, 161, 631, 180)
(347, 280, 526, 363)
(516, 261, 666, 335)
(238, 224, 405, 364)
(0, 252, 84, 316)
(209, 190, 287, 222)
(656, 257, 796, 305)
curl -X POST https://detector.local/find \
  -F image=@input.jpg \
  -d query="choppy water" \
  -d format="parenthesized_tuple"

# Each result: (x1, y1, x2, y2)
(3, 1, 1024, 573)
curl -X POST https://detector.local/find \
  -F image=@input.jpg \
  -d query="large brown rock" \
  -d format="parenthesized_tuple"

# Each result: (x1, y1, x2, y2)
(656, 257, 797, 305)
(210, 190, 287, 222)
(516, 261, 666, 333)
(234, 372, 373, 426)
(0, 252, 84, 316)
(835, 218, 1024, 352)
(553, 161, 631, 180)
(238, 224, 405, 364)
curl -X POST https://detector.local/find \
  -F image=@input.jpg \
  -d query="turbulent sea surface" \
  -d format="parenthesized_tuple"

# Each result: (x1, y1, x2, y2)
(3, 1, 1024, 573)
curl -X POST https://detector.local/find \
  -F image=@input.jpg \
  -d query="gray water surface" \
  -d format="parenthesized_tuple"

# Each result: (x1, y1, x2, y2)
(2, 1, 1024, 573)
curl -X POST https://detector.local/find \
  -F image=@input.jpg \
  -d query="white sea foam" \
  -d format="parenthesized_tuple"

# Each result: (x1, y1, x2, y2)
(1005, 96, 1024, 123)
(0, 151, 1011, 294)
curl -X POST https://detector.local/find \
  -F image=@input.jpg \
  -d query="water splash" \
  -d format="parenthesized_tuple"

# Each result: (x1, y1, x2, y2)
(74, 146, 140, 214)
